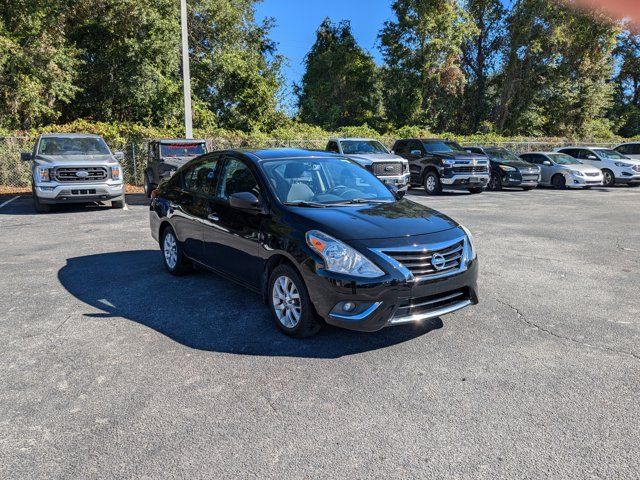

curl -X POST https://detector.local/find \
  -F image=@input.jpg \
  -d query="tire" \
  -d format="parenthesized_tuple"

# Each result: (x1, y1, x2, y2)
(602, 169, 615, 187)
(268, 264, 321, 338)
(488, 172, 502, 191)
(112, 197, 125, 209)
(161, 226, 191, 276)
(468, 187, 485, 194)
(32, 185, 52, 213)
(144, 173, 155, 198)
(423, 171, 442, 195)
(551, 174, 567, 190)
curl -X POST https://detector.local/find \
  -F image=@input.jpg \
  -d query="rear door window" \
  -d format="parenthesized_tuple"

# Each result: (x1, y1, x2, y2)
(182, 157, 220, 195)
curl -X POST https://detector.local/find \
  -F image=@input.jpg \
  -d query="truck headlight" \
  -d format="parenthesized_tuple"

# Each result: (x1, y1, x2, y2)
(36, 167, 51, 183)
(461, 226, 477, 262)
(111, 165, 122, 180)
(306, 230, 384, 278)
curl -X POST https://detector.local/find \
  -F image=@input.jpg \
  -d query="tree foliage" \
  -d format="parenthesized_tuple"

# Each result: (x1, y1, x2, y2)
(296, 18, 381, 130)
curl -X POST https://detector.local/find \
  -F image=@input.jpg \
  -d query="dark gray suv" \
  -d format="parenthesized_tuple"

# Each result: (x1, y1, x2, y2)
(144, 139, 207, 197)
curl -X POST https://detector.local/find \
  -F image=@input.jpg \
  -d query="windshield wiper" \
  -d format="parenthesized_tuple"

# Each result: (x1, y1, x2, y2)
(283, 201, 329, 208)
(337, 198, 393, 205)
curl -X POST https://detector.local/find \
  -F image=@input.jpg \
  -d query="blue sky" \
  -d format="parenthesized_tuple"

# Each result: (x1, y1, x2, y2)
(255, 0, 393, 106)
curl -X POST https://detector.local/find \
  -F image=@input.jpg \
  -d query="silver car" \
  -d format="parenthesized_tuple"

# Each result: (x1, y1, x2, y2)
(519, 152, 603, 189)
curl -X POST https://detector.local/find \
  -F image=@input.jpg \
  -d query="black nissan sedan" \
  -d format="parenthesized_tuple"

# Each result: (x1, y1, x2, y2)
(149, 149, 479, 338)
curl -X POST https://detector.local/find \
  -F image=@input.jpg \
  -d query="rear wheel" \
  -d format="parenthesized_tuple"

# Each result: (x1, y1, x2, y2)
(423, 171, 442, 195)
(552, 174, 567, 189)
(602, 169, 615, 187)
(269, 264, 321, 338)
(161, 226, 191, 275)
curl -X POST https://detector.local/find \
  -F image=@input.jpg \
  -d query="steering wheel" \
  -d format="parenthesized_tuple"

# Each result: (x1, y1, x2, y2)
(326, 185, 349, 196)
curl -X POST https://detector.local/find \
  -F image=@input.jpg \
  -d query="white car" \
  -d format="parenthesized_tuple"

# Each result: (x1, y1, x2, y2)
(519, 152, 604, 189)
(556, 146, 640, 187)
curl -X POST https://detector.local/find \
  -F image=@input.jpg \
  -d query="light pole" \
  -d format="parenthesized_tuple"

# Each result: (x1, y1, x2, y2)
(180, 0, 193, 139)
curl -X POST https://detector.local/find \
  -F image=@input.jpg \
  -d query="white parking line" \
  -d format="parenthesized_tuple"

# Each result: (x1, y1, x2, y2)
(0, 196, 20, 209)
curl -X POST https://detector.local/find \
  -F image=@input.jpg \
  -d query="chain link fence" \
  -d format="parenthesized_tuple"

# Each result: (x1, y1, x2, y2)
(0, 136, 618, 190)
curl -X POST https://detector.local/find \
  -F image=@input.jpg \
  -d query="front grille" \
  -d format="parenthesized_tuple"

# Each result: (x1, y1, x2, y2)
(382, 240, 464, 279)
(453, 166, 488, 174)
(521, 174, 539, 181)
(372, 162, 404, 176)
(55, 167, 108, 182)
(585, 172, 601, 177)
(393, 288, 471, 321)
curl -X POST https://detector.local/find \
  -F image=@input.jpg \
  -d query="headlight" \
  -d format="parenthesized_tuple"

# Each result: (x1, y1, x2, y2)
(570, 170, 584, 177)
(442, 159, 456, 167)
(500, 165, 517, 172)
(615, 162, 633, 168)
(36, 166, 50, 183)
(306, 230, 384, 278)
(110, 165, 122, 180)
(460, 226, 477, 262)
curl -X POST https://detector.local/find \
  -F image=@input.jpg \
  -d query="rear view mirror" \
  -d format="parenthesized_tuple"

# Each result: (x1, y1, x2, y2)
(114, 152, 125, 161)
(410, 150, 422, 156)
(229, 192, 261, 211)
(21, 152, 32, 161)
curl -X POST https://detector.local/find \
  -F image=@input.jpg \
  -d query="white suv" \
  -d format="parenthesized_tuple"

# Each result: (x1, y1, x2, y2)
(555, 147, 640, 187)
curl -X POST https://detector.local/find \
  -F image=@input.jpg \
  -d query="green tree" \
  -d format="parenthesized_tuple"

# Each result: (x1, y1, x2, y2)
(496, 0, 619, 137)
(379, 0, 476, 130)
(296, 18, 381, 130)
(611, 29, 640, 137)
(461, 0, 507, 133)
(0, 0, 79, 129)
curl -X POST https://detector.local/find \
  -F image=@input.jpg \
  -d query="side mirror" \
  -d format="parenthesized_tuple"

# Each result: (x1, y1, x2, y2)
(385, 183, 400, 198)
(586, 155, 597, 160)
(21, 152, 32, 162)
(410, 150, 422, 157)
(229, 192, 261, 211)
(114, 152, 125, 161)
(543, 160, 552, 166)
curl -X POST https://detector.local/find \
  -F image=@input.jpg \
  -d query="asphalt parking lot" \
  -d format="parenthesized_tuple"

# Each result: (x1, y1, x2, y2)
(1, 187, 639, 479)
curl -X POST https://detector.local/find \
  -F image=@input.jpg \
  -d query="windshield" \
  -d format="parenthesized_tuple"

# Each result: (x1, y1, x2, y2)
(594, 149, 627, 160)
(423, 141, 464, 154)
(340, 140, 388, 155)
(485, 148, 522, 163)
(38, 137, 110, 156)
(261, 157, 395, 206)
(161, 143, 206, 157)
(548, 154, 582, 165)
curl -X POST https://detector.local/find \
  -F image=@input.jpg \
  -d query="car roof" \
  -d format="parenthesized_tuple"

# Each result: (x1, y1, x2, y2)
(523, 152, 557, 155)
(40, 133, 102, 139)
(240, 148, 343, 162)
(151, 138, 207, 144)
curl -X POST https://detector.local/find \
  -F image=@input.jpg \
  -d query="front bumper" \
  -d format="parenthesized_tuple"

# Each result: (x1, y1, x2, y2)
(500, 171, 540, 188)
(34, 182, 125, 204)
(377, 173, 410, 190)
(616, 172, 640, 183)
(440, 174, 489, 190)
(564, 174, 603, 188)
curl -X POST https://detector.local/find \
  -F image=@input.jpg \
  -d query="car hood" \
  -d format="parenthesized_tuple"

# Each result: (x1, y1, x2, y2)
(436, 152, 489, 163)
(345, 153, 407, 166)
(288, 199, 459, 241)
(496, 160, 538, 169)
(160, 156, 198, 168)
(34, 154, 116, 165)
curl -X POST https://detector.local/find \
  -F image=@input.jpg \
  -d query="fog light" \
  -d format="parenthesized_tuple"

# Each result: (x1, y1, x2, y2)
(343, 302, 356, 312)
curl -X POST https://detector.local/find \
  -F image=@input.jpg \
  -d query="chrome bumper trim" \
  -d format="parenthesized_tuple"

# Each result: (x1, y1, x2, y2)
(389, 299, 472, 326)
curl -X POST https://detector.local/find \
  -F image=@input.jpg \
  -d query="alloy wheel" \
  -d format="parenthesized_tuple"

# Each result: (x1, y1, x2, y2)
(603, 170, 614, 187)
(272, 275, 302, 329)
(163, 232, 178, 269)
(426, 175, 436, 192)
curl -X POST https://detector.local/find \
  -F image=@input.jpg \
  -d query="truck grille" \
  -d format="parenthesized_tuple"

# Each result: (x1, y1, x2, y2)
(381, 240, 464, 279)
(392, 288, 471, 322)
(55, 167, 108, 182)
(372, 162, 404, 176)
(453, 166, 488, 174)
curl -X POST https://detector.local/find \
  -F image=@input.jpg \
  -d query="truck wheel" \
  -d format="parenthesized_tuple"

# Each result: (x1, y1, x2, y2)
(602, 169, 615, 187)
(423, 172, 442, 195)
(32, 186, 52, 213)
(144, 174, 153, 198)
(468, 187, 485, 194)
(112, 197, 125, 209)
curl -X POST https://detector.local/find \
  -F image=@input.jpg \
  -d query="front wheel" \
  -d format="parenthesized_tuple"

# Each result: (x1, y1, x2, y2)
(552, 174, 567, 190)
(269, 264, 321, 338)
(423, 172, 442, 195)
(488, 172, 502, 191)
(161, 226, 191, 275)
(112, 196, 125, 209)
(32, 185, 52, 213)
(602, 169, 615, 187)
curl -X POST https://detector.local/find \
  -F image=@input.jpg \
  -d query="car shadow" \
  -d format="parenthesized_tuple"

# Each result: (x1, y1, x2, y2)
(125, 193, 150, 207)
(58, 250, 442, 358)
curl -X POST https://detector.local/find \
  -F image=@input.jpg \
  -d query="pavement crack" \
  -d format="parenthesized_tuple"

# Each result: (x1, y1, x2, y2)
(495, 298, 640, 362)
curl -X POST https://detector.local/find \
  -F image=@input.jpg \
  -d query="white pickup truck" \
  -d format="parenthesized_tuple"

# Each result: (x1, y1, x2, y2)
(326, 138, 410, 196)
(22, 133, 126, 212)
